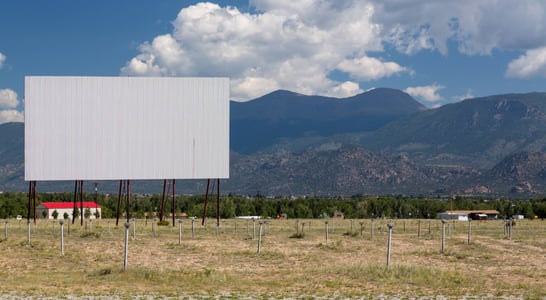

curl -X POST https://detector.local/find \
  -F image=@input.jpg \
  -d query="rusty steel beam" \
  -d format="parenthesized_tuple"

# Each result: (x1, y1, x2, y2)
(72, 180, 78, 224)
(172, 179, 176, 227)
(160, 179, 167, 222)
(216, 179, 220, 227)
(202, 179, 211, 226)
(116, 180, 123, 226)
(27, 181, 32, 223)
(33, 181, 37, 224)
(80, 180, 84, 226)
(126, 180, 131, 222)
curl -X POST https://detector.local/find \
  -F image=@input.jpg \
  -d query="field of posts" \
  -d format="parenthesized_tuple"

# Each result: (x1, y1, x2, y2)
(1, 216, 546, 298)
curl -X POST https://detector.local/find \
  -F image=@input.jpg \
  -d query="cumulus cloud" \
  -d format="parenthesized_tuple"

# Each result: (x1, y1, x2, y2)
(0, 110, 24, 124)
(505, 47, 546, 78)
(0, 52, 5, 69)
(372, 0, 546, 55)
(327, 81, 363, 98)
(0, 88, 23, 123)
(121, 1, 546, 100)
(121, 1, 389, 100)
(0, 89, 19, 109)
(404, 84, 444, 103)
(337, 56, 409, 81)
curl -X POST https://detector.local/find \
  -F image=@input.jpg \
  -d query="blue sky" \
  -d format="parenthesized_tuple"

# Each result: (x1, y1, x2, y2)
(1, 0, 546, 123)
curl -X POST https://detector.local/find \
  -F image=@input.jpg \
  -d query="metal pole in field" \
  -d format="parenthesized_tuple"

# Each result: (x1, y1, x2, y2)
(295, 220, 299, 234)
(152, 217, 157, 237)
(467, 219, 472, 245)
(191, 217, 195, 238)
(178, 219, 183, 245)
(508, 218, 513, 240)
(27, 221, 31, 245)
(350, 219, 354, 234)
(4, 221, 7, 240)
(59, 220, 65, 256)
(325, 221, 329, 242)
(386, 223, 394, 267)
(257, 221, 264, 255)
(441, 219, 447, 254)
(359, 222, 363, 237)
(123, 222, 130, 271)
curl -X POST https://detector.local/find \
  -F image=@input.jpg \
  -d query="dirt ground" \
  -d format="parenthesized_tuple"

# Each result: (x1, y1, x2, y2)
(0, 218, 545, 298)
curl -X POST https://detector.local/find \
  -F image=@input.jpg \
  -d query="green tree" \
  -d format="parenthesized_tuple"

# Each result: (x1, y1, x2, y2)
(84, 207, 92, 219)
(52, 209, 59, 219)
(221, 197, 236, 218)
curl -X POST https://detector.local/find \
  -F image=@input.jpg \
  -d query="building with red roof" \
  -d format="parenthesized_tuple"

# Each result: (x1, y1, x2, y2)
(36, 202, 101, 220)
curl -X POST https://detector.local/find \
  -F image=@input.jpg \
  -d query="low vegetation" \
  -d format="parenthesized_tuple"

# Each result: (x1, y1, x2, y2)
(1, 217, 546, 298)
(1, 191, 546, 220)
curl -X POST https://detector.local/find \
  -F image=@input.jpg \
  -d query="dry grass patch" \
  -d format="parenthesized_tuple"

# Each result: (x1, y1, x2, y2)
(1, 218, 546, 298)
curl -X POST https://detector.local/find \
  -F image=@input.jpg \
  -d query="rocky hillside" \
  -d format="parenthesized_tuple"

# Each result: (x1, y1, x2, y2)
(358, 92, 546, 168)
(0, 122, 24, 191)
(226, 146, 480, 196)
(486, 151, 546, 194)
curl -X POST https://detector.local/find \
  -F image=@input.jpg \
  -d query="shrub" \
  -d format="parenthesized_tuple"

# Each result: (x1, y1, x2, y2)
(290, 233, 305, 239)
(80, 232, 100, 238)
(157, 220, 170, 226)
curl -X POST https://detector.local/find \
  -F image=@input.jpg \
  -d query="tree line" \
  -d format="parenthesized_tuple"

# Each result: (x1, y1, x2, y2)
(0, 191, 545, 220)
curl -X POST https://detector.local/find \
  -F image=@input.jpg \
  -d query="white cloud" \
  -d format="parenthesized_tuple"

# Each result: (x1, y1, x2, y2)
(452, 90, 475, 101)
(231, 76, 280, 100)
(0, 89, 19, 109)
(0, 89, 23, 123)
(0, 52, 5, 69)
(505, 47, 546, 78)
(327, 81, 363, 98)
(121, 1, 389, 101)
(371, 0, 546, 55)
(0, 110, 24, 124)
(404, 84, 444, 102)
(120, 1, 546, 101)
(337, 56, 409, 81)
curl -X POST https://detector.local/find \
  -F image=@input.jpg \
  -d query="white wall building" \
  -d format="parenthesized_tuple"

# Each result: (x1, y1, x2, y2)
(36, 202, 101, 219)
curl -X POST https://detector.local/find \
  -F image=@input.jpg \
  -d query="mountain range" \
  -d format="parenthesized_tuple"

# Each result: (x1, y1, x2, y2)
(1, 88, 546, 197)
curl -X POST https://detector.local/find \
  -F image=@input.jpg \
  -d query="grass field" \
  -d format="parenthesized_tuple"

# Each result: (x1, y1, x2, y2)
(1, 217, 545, 299)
